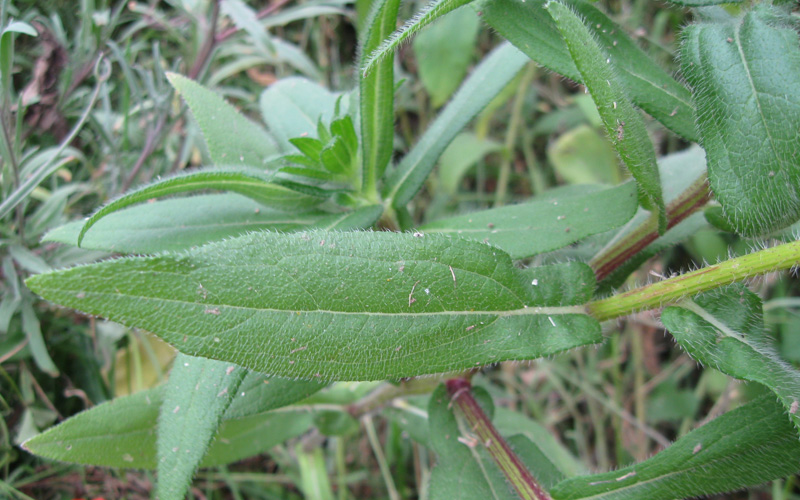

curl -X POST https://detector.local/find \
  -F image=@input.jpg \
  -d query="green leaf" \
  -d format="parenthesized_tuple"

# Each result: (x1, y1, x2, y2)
(46, 195, 382, 254)
(427, 384, 518, 499)
(166, 73, 278, 168)
(412, 7, 480, 108)
(421, 183, 638, 259)
(260, 77, 340, 152)
(319, 136, 352, 175)
(1, 20, 37, 101)
(546, 1, 666, 233)
(507, 435, 566, 491)
(27, 231, 601, 381)
(360, 0, 400, 194)
(362, 0, 476, 76)
(680, 9, 800, 236)
(550, 395, 800, 500)
(290, 137, 325, 162)
(548, 125, 621, 185)
(20, 301, 59, 377)
(384, 42, 530, 207)
(437, 132, 503, 197)
(156, 354, 247, 500)
(297, 444, 335, 500)
(474, 0, 697, 141)
(661, 285, 800, 432)
(76, 169, 326, 247)
(22, 375, 320, 469)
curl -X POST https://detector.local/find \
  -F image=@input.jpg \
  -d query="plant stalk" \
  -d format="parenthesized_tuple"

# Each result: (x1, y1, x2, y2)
(590, 173, 711, 281)
(587, 239, 800, 322)
(445, 378, 551, 500)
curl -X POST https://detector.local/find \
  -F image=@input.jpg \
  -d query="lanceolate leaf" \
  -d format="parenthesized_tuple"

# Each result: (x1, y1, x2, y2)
(421, 183, 638, 259)
(550, 395, 800, 500)
(661, 285, 800, 432)
(474, 0, 696, 141)
(45, 195, 383, 254)
(361, 0, 476, 76)
(156, 355, 247, 500)
(76, 169, 325, 247)
(546, 1, 666, 234)
(21, 375, 321, 469)
(360, 0, 400, 194)
(681, 9, 800, 236)
(166, 73, 278, 167)
(384, 42, 529, 208)
(666, 0, 741, 5)
(27, 231, 601, 381)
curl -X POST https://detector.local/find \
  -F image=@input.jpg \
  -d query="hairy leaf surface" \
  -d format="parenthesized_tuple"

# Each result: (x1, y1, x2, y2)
(422, 183, 637, 259)
(681, 9, 800, 236)
(550, 395, 800, 499)
(28, 231, 601, 381)
(474, 0, 696, 140)
(662, 285, 800, 432)
(167, 73, 278, 167)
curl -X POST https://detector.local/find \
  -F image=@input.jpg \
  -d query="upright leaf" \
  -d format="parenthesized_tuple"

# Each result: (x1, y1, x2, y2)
(384, 42, 529, 207)
(167, 73, 278, 167)
(422, 183, 638, 259)
(27, 231, 601, 381)
(661, 285, 800, 432)
(474, 0, 696, 141)
(546, 1, 666, 233)
(76, 169, 325, 247)
(156, 355, 247, 500)
(550, 395, 800, 500)
(359, 0, 400, 196)
(362, 0, 476, 75)
(46, 195, 383, 254)
(681, 9, 800, 236)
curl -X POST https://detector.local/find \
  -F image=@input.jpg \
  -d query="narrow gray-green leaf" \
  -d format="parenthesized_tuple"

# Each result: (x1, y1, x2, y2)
(77, 169, 325, 247)
(384, 42, 529, 207)
(428, 384, 519, 500)
(360, 0, 400, 194)
(437, 132, 504, 196)
(20, 301, 59, 377)
(362, 0, 476, 76)
(550, 395, 800, 500)
(297, 444, 335, 500)
(474, 0, 696, 140)
(260, 77, 340, 152)
(156, 354, 247, 500)
(422, 183, 637, 259)
(546, 1, 666, 233)
(27, 231, 601, 381)
(21, 375, 321, 469)
(48, 195, 382, 254)
(680, 9, 800, 236)
(167, 73, 278, 167)
(661, 285, 800, 432)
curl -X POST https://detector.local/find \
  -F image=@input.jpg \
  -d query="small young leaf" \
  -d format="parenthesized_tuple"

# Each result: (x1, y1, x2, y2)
(362, 0, 476, 76)
(475, 0, 697, 141)
(681, 9, 800, 236)
(546, 1, 666, 233)
(260, 77, 340, 151)
(384, 42, 530, 207)
(412, 7, 480, 108)
(422, 183, 638, 259)
(319, 136, 352, 175)
(156, 355, 247, 500)
(289, 137, 325, 162)
(550, 395, 800, 500)
(21, 374, 321, 469)
(46, 195, 382, 254)
(359, 0, 401, 194)
(166, 73, 278, 167)
(661, 285, 800, 432)
(27, 231, 601, 381)
(76, 169, 325, 247)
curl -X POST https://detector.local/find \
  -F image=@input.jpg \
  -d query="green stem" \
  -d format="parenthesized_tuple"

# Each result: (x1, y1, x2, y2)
(446, 378, 551, 500)
(587, 239, 800, 322)
(590, 173, 711, 282)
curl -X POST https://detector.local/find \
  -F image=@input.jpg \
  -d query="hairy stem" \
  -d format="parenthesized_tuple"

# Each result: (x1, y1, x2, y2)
(446, 378, 551, 500)
(590, 174, 711, 282)
(587, 239, 800, 322)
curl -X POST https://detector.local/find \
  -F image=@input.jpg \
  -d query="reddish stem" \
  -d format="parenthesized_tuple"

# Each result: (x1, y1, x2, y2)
(445, 378, 551, 500)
